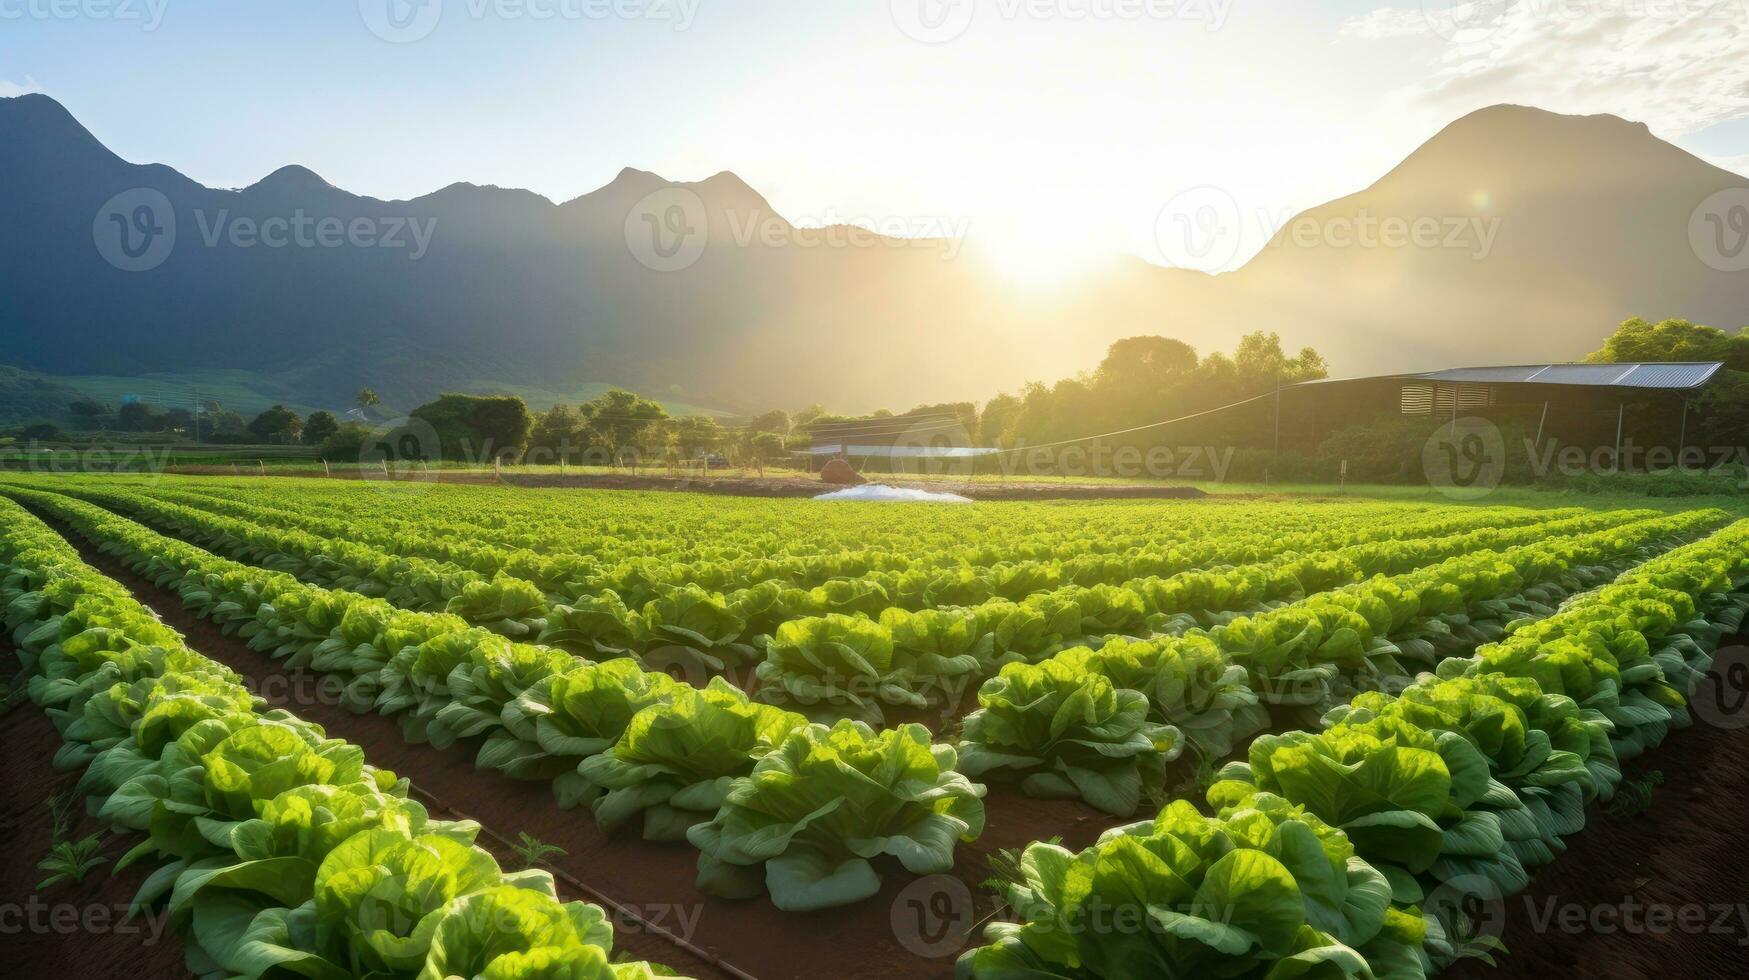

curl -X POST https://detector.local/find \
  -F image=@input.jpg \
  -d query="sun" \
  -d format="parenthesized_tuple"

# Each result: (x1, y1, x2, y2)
(966, 222, 1117, 294)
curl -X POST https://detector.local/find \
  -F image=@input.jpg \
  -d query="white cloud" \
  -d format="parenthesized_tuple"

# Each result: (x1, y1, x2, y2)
(1340, 7, 1433, 39)
(0, 76, 43, 97)
(1344, 2, 1749, 138)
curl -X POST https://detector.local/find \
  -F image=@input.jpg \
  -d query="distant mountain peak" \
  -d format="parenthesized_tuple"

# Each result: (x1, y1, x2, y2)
(246, 164, 333, 194)
(0, 92, 108, 155)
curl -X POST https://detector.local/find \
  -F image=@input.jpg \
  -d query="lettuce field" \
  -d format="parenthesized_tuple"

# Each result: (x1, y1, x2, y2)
(3, 475, 1747, 979)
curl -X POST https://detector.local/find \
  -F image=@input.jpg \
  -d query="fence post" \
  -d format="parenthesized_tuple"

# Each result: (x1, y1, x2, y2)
(322, 458, 331, 478)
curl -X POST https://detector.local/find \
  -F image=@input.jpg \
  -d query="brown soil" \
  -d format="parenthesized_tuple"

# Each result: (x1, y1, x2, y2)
(29, 507, 1749, 980)
(1444, 662, 1749, 980)
(35, 509, 1127, 980)
(0, 651, 193, 978)
(161, 467, 1210, 501)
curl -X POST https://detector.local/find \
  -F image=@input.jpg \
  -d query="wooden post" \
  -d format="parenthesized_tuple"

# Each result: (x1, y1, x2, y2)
(1272, 376, 1282, 456)
(1339, 459, 1347, 494)
(1533, 401, 1549, 449)
(257, 460, 266, 477)
(1614, 402, 1625, 471)
(381, 458, 390, 478)
(322, 458, 331, 478)
(494, 455, 502, 479)
(1677, 398, 1689, 466)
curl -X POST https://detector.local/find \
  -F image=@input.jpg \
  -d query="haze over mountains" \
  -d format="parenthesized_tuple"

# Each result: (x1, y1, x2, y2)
(2, 95, 1745, 416)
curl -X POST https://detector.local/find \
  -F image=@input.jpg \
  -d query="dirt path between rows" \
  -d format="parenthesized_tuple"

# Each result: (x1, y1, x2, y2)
(0, 639, 193, 978)
(29, 506, 1124, 980)
(1447, 646, 1749, 980)
(30, 505, 1749, 979)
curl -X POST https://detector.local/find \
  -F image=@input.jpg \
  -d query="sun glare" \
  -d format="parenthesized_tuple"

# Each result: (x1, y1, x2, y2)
(968, 223, 1117, 293)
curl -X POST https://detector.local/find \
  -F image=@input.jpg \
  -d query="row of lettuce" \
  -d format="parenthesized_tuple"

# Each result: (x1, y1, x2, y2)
(146, 479, 1543, 574)
(2, 485, 990, 914)
(69, 478, 1575, 619)
(17, 481, 1643, 727)
(0, 495, 679, 979)
(956, 519, 1749, 978)
(0, 485, 1721, 921)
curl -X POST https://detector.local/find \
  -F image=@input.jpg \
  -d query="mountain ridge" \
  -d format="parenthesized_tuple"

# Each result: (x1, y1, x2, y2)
(2, 95, 1744, 414)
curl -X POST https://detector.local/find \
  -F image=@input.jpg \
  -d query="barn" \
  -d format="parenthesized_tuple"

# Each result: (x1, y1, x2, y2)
(1276, 361, 1727, 461)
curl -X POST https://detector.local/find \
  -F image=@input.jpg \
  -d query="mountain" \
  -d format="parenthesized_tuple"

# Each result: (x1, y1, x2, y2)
(2, 95, 1745, 415)
(0, 364, 87, 425)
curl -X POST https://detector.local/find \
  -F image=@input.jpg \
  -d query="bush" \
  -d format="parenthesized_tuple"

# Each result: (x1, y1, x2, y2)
(1542, 463, 1749, 497)
(320, 421, 375, 459)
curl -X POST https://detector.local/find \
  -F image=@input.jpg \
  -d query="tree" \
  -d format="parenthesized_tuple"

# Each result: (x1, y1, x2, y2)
(20, 422, 61, 441)
(247, 405, 304, 444)
(67, 398, 113, 430)
(978, 393, 1022, 446)
(320, 421, 374, 458)
(749, 431, 787, 475)
(409, 394, 533, 460)
(1232, 331, 1327, 392)
(907, 401, 979, 440)
(632, 418, 675, 470)
(673, 415, 724, 459)
(117, 402, 168, 432)
(302, 410, 340, 446)
(1585, 316, 1749, 371)
(580, 389, 668, 462)
(792, 404, 826, 428)
(746, 409, 790, 435)
(207, 408, 248, 436)
(356, 388, 381, 418)
(530, 404, 587, 461)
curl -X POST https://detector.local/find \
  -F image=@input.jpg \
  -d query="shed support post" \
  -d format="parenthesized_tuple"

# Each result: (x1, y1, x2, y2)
(1533, 401, 1548, 449)
(1614, 402, 1625, 471)
(1273, 377, 1282, 456)
(1677, 399, 1689, 466)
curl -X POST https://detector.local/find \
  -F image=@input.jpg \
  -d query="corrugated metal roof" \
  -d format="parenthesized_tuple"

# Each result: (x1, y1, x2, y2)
(1400, 362, 1723, 390)
(805, 444, 999, 458)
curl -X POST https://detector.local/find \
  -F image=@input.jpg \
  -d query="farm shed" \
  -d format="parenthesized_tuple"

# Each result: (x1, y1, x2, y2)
(1274, 361, 1726, 458)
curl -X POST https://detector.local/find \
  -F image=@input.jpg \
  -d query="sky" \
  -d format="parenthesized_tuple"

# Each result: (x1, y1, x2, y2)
(5, 0, 1749, 271)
